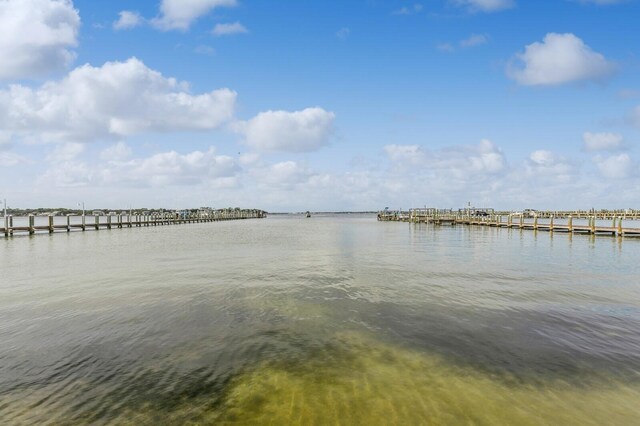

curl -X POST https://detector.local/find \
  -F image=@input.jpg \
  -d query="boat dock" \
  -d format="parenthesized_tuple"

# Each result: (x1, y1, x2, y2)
(2, 209, 265, 238)
(378, 208, 640, 237)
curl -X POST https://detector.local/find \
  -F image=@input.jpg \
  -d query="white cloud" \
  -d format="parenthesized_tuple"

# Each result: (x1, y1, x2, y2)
(38, 161, 92, 187)
(0, 58, 237, 143)
(235, 107, 336, 153)
(46, 142, 84, 162)
(583, 132, 624, 152)
(0, 132, 10, 150)
(0, 151, 27, 166)
(0, 0, 80, 80)
(460, 34, 488, 48)
(109, 147, 239, 187)
(40, 147, 240, 188)
(152, 0, 237, 31)
(594, 154, 633, 179)
(100, 142, 132, 162)
(212, 22, 248, 36)
(526, 150, 576, 181)
(438, 34, 488, 52)
(259, 161, 313, 188)
(507, 33, 615, 86)
(453, 0, 514, 13)
(386, 139, 506, 176)
(113, 11, 142, 30)
(384, 145, 427, 166)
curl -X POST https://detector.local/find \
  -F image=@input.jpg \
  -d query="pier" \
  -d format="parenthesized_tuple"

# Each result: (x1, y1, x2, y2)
(378, 209, 640, 237)
(2, 209, 265, 238)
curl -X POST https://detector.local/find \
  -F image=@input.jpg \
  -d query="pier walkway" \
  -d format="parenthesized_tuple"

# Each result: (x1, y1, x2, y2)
(3, 209, 265, 238)
(378, 209, 640, 237)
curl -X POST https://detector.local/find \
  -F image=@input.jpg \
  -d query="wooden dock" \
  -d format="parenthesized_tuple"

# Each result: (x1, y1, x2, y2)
(2, 209, 265, 238)
(378, 209, 640, 237)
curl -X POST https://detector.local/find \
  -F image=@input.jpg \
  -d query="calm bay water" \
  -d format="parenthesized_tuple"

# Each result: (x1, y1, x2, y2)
(1, 214, 640, 424)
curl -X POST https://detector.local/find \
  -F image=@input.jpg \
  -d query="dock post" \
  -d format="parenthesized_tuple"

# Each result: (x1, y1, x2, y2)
(28, 215, 35, 235)
(107, 215, 112, 230)
(618, 217, 623, 236)
(48, 215, 54, 233)
(550, 216, 554, 232)
(533, 216, 538, 230)
(568, 215, 573, 233)
(82, 214, 86, 231)
(519, 215, 524, 229)
(590, 216, 596, 234)
(3, 214, 7, 237)
(67, 215, 71, 232)
(508, 215, 512, 227)
(9, 216, 13, 235)
(612, 217, 617, 236)
(95, 215, 99, 230)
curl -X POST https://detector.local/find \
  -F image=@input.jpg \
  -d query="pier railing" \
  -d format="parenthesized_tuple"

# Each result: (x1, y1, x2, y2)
(377, 209, 640, 237)
(2, 209, 266, 238)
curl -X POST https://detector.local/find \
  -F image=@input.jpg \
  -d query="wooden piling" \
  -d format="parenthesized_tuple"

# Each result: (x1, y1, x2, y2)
(618, 217, 623, 236)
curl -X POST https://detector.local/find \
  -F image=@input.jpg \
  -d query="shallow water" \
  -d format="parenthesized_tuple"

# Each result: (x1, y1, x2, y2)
(1, 214, 640, 424)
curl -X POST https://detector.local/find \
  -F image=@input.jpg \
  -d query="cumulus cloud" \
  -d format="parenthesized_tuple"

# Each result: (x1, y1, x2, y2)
(259, 161, 314, 188)
(46, 142, 85, 162)
(212, 22, 248, 36)
(0, 58, 237, 143)
(38, 161, 92, 187)
(0, 0, 80, 80)
(594, 154, 633, 179)
(507, 33, 615, 86)
(107, 147, 239, 187)
(526, 150, 576, 181)
(384, 145, 427, 166)
(40, 147, 240, 188)
(235, 107, 336, 153)
(453, 0, 514, 13)
(113, 11, 142, 30)
(100, 142, 132, 162)
(386, 139, 506, 176)
(583, 132, 624, 152)
(152, 0, 237, 31)
(0, 151, 27, 166)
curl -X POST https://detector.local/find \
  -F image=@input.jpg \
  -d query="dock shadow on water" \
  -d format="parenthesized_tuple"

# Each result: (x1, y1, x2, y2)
(2, 215, 640, 424)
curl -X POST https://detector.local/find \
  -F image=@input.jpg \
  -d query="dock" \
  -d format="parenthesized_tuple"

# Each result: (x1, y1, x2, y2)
(378, 208, 640, 237)
(2, 209, 265, 238)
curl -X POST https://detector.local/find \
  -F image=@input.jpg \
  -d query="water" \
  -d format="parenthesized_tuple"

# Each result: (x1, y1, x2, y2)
(1, 215, 640, 424)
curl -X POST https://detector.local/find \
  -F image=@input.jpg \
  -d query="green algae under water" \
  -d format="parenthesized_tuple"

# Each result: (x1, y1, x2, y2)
(108, 332, 640, 425)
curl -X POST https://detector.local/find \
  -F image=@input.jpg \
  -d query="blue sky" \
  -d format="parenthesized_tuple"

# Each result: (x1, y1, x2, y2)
(1, 0, 639, 211)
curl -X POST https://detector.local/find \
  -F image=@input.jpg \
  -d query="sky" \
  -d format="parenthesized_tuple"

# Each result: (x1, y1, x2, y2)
(1, 0, 639, 212)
